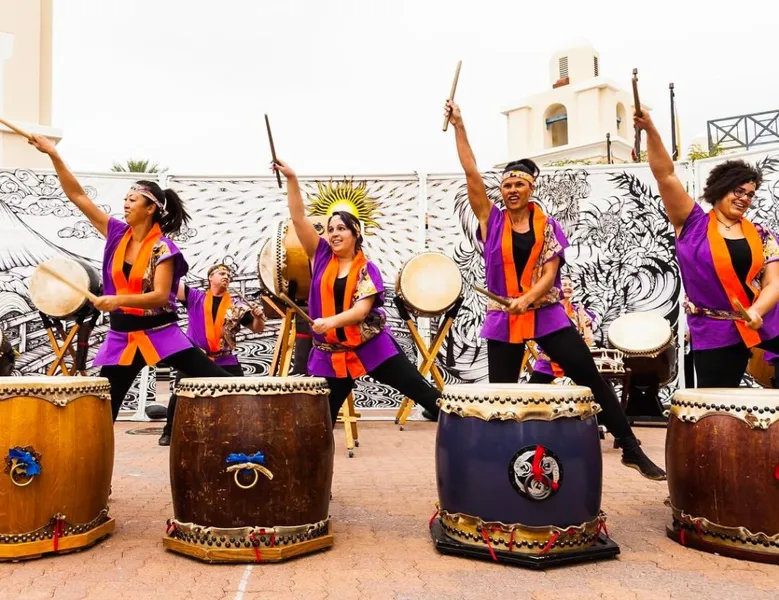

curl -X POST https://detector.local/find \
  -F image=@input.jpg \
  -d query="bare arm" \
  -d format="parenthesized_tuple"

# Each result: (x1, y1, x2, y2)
(522, 258, 559, 306)
(28, 135, 110, 237)
(176, 281, 186, 302)
(325, 297, 374, 329)
(751, 262, 779, 319)
(635, 111, 694, 234)
(447, 101, 493, 233)
(273, 160, 321, 260)
(108, 260, 175, 310)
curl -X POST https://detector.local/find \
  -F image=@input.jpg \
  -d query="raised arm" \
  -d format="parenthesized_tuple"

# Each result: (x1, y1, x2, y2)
(446, 101, 493, 231)
(28, 135, 110, 237)
(273, 160, 321, 260)
(634, 109, 694, 234)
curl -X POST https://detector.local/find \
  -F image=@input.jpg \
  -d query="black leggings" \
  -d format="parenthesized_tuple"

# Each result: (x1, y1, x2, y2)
(99, 347, 233, 421)
(694, 335, 779, 387)
(325, 352, 441, 426)
(487, 327, 632, 439)
(162, 363, 245, 434)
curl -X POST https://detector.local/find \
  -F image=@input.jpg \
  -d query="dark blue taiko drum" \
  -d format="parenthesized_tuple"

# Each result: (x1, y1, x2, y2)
(434, 384, 607, 557)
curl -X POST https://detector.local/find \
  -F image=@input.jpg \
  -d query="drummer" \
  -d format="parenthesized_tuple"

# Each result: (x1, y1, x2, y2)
(637, 109, 779, 387)
(529, 275, 595, 383)
(29, 135, 232, 421)
(158, 263, 265, 446)
(272, 159, 442, 425)
(445, 101, 665, 480)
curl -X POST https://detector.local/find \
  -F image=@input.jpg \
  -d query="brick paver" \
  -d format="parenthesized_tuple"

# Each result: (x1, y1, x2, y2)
(1, 422, 777, 600)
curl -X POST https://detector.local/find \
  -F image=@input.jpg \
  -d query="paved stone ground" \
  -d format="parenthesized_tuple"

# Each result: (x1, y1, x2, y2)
(1, 423, 778, 600)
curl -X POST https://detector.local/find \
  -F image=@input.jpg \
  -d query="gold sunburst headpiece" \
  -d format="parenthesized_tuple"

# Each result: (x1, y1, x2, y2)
(306, 179, 381, 234)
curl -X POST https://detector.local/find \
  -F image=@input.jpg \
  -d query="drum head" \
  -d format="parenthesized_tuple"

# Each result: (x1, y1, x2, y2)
(607, 311, 671, 353)
(399, 252, 462, 315)
(442, 383, 593, 401)
(29, 257, 91, 318)
(257, 238, 278, 296)
(177, 375, 329, 397)
(673, 387, 779, 412)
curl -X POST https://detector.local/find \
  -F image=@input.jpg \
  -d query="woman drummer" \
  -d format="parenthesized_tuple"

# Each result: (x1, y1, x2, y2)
(30, 135, 231, 421)
(529, 275, 595, 384)
(636, 109, 779, 387)
(272, 160, 441, 425)
(446, 101, 665, 481)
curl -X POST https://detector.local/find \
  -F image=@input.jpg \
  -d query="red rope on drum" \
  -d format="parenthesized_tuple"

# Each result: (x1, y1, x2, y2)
(480, 528, 498, 562)
(679, 528, 686, 546)
(52, 516, 65, 551)
(694, 521, 702, 537)
(531, 446, 558, 491)
(165, 520, 177, 536)
(597, 519, 609, 539)
(508, 528, 516, 553)
(428, 509, 439, 530)
(774, 464, 779, 480)
(250, 532, 262, 563)
(539, 532, 559, 555)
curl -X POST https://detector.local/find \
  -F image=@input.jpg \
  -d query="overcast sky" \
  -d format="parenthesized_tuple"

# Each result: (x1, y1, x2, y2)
(50, 0, 779, 176)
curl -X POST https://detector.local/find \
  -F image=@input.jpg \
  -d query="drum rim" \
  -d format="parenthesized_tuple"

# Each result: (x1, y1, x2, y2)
(177, 376, 330, 397)
(441, 382, 594, 399)
(397, 251, 463, 315)
(256, 237, 276, 296)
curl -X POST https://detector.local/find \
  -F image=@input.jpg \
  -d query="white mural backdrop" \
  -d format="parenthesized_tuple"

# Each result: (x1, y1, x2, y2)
(0, 146, 776, 417)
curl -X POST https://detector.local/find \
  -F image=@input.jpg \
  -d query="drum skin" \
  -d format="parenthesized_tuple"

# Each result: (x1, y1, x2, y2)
(0, 377, 114, 559)
(170, 377, 334, 528)
(666, 388, 779, 563)
(435, 384, 602, 529)
(395, 252, 462, 318)
(29, 257, 102, 319)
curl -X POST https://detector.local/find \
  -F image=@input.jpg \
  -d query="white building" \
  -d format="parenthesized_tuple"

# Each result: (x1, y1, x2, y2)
(0, 0, 63, 168)
(501, 43, 639, 166)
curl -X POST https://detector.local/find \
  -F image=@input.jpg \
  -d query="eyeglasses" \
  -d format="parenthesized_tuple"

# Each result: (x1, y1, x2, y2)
(733, 187, 756, 201)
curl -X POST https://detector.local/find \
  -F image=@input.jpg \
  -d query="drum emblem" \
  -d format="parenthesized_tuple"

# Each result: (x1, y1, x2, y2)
(509, 445, 562, 501)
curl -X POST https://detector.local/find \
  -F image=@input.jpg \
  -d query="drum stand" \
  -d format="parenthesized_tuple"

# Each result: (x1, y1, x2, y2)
(393, 296, 463, 428)
(269, 282, 360, 457)
(40, 310, 99, 376)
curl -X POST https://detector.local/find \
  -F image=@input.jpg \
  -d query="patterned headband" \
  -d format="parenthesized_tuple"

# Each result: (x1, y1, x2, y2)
(502, 170, 535, 184)
(130, 184, 168, 217)
(208, 264, 233, 277)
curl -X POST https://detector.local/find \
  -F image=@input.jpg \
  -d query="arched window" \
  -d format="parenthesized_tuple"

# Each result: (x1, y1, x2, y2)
(616, 103, 627, 138)
(544, 104, 568, 148)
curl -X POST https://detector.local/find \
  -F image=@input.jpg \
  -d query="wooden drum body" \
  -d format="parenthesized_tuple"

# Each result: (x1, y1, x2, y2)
(164, 376, 334, 563)
(608, 311, 676, 386)
(434, 384, 610, 558)
(0, 377, 115, 561)
(395, 252, 463, 317)
(29, 257, 102, 319)
(666, 388, 779, 564)
(257, 217, 328, 302)
(747, 348, 774, 388)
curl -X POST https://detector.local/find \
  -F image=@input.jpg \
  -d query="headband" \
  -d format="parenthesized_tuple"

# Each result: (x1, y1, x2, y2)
(501, 170, 535, 184)
(208, 264, 233, 277)
(130, 184, 168, 217)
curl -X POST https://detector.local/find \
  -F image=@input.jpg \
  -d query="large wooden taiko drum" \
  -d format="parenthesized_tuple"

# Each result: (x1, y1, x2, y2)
(164, 376, 334, 563)
(257, 217, 329, 302)
(29, 257, 102, 319)
(432, 384, 618, 565)
(0, 376, 114, 561)
(666, 388, 779, 564)
(395, 252, 463, 318)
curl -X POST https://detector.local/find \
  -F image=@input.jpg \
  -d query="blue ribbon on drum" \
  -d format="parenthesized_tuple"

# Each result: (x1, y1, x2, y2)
(7, 447, 42, 486)
(225, 451, 274, 490)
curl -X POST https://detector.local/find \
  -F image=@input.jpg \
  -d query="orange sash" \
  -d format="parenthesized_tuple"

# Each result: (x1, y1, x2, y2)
(110, 224, 163, 316)
(501, 204, 547, 343)
(118, 331, 162, 366)
(320, 251, 369, 378)
(707, 211, 763, 348)
(205, 291, 231, 355)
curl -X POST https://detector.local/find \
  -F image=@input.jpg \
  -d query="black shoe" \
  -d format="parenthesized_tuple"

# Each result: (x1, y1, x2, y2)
(618, 436, 666, 481)
(158, 432, 171, 446)
(422, 409, 438, 422)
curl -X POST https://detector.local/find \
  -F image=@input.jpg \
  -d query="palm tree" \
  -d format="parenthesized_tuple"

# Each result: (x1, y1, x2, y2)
(111, 159, 161, 173)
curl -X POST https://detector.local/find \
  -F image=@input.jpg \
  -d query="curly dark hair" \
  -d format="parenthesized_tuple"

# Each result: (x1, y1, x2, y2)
(701, 160, 763, 205)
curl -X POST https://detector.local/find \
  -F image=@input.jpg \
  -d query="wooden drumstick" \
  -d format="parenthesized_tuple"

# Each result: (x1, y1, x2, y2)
(265, 114, 283, 189)
(472, 285, 510, 307)
(36, 263, 100, 305)
(442, 60, 463, 132)
(0, 117, 32, 140)
(733, 298, 754, 324)
(278, 292, 315, 326)
(632, 68, 642, 117)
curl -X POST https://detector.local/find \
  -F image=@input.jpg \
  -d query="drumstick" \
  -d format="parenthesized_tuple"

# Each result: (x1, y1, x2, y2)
(36, 263, 100, 305)
(265, 114, 283, 189)
(632, 69, 642, 117)
(0, 117, 32, 140)
(472, 285, 510, 307)
(733, 298, 754, 324)
(442, 60, 463, 132)
(278, 292, 315, 326)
